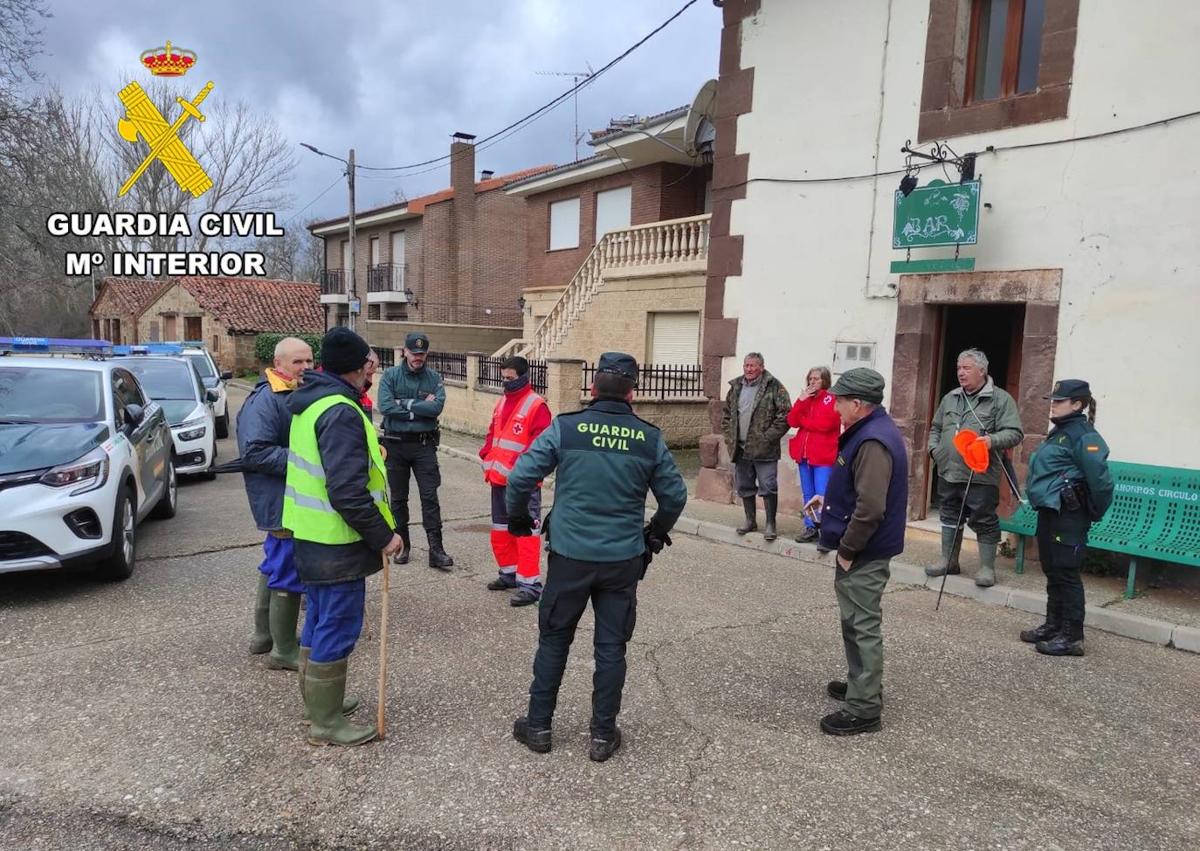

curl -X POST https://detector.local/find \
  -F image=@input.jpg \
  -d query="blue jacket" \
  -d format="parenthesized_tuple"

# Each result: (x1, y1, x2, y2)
(236, 371, 294, 532)
(819, 406, 909, 563)
(378, 363, 445, 434)
(507, 399, 688, 562)
(288, 369, 393, 585)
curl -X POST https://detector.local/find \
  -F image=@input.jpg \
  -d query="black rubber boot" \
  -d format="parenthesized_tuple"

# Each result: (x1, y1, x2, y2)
(763, 494, 778, 542)
(736, 497, 758, 535)
(427, 528, 454, 571)
(249, 572, 272, 655)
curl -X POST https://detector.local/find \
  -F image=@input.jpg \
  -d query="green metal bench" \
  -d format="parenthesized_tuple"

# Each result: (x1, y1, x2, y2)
(999, 461, 1200, 598)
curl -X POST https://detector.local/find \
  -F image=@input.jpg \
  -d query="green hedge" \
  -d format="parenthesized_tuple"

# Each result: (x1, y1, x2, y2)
(254, 332, 323, 365)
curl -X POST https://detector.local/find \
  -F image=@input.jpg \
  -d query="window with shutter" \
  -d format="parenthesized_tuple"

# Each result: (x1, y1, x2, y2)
(548, 198, 581, 250)
(648, 312, 700, 364)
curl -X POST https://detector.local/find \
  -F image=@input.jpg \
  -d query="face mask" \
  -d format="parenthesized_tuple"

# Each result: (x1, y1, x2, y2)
(504, 374, 529, 393)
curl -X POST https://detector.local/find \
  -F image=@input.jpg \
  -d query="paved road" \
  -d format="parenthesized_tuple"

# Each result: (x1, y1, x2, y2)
(1, 387, 1197, 850)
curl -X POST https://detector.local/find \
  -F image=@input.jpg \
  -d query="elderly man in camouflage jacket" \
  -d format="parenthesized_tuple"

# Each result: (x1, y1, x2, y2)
(926, 348, 1024, 587)
(721, 352, 792, 541)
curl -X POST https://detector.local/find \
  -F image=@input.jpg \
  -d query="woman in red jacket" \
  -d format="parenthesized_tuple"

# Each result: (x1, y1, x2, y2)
(787, 366, 841, 543)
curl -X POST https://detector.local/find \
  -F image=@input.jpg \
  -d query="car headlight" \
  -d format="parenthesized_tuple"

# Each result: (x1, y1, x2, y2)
(42, 447, 109, 495)
(177, 416, 208, 441)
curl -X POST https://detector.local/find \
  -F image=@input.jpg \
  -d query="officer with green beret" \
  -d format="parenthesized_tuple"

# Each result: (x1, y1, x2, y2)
(1020, 379, 1113, 656)
(377, 331, 453, 570)
(505, 352, 687, 762)
(803, 368, 908, 736)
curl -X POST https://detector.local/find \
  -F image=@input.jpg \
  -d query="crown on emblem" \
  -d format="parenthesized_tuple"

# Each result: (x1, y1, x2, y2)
(140, 41, 196, 77)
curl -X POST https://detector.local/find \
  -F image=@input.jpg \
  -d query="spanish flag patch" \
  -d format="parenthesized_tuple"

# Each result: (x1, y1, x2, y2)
(1086, 445, 1100, 452)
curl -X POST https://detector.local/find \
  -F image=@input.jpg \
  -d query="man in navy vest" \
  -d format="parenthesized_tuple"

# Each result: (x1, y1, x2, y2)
(803, 368, 908, 737)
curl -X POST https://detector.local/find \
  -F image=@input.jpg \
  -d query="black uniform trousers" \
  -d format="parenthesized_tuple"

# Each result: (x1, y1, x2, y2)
(383, 434, 442, 540)
(527, 552, 642, 737)
(1035, 506, 1090, 637)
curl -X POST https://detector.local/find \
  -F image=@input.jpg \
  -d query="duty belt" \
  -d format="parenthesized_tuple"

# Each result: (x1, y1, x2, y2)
(384, 429, 440, 445)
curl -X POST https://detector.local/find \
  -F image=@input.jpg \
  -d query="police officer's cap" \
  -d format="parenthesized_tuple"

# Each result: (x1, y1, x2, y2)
(404, 331, 430, 353)
(597, 351, 639, 385)
(1044, 378, 1091, 400)
(828, 368, 885, 404)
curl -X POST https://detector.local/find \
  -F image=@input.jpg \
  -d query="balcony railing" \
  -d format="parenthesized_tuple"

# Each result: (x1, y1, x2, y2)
(367, 263, 407, 293)
(319, 269, 346, 295)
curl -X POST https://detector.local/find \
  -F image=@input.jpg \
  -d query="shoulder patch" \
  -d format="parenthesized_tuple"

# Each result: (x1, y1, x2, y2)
(1086, 445, 1100, 452)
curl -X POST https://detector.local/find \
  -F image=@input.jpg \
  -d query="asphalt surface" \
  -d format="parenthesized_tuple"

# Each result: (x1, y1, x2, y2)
(1, 387, 1198, 850)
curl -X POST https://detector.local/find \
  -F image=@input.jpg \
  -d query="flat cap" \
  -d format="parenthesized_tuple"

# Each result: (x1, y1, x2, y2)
(829, 367, 885, 404)
(597, 351, 639, 384)
(404, 331, 430, 353)
(1044, 378, 1091, 400)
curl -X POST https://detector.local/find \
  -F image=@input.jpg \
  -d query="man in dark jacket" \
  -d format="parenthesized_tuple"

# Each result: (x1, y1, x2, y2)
(377, 331, 452, 569)
(505, 352, 688, 762)
(721, 352, 791, 541)
(238, 336, 312, 669)
(283, 327, 403, 747)
(803, 368, 908, 737)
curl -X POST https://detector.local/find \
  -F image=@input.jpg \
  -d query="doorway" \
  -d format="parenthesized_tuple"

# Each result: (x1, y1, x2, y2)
(927, 303, 1026, 513)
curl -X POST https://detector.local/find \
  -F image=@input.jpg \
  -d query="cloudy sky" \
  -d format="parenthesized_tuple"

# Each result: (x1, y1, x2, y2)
(32, 0, 720, 224)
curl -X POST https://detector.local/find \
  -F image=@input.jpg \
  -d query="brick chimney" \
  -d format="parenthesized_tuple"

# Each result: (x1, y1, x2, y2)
(450, 137, 477, 315)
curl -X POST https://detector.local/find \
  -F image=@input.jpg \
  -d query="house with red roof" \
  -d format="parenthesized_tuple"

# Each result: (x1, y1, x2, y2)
(88, 277, 171, 345)
(309, 138, 555, 354)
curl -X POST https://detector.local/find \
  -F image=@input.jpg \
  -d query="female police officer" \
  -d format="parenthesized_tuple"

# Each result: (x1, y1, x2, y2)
(1020, 379, 1114, 656)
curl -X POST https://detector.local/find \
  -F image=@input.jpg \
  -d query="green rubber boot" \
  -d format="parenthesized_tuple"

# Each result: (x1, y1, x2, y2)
(976, 541, 997, 587)
(305, 658, 378, 747)
(249, 573, 272, 655)
(266, 591, 301, 671)
(925, 526, 963, 577)
(298, 647, 359, 723)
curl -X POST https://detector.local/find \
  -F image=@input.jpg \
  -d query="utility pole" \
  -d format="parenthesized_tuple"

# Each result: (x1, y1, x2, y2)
(346, 147, 357, 332)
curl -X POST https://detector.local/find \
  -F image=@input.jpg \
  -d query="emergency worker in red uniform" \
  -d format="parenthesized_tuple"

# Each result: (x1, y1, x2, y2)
(479, 356, 552, 606)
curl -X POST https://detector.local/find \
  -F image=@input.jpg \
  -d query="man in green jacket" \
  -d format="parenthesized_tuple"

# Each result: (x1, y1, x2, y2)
(377, 331, 453, 570)
(720, 352, 791, 541)
(926, 348, 1024, 586)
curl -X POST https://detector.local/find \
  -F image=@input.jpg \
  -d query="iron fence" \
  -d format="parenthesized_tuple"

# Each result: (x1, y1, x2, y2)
(582, 362, 704, 400)
(371, 345, 395, 370)
(478, 356, 548, 393)
(427, 351, 467, 383)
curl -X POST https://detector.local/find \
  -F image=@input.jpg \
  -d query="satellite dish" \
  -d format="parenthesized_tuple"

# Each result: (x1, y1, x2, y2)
(683, 79, 718, 158)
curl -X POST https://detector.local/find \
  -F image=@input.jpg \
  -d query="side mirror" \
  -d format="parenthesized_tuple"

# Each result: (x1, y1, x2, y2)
(206, 389, 220, 403)
(220, 370, 233, 381)
(123, 404, 145, 430)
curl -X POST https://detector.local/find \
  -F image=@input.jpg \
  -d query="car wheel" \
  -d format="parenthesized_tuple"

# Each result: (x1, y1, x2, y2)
(216, 412, 229, 439)
(150, 461, 178, 519)
(97, 484, 136, 581)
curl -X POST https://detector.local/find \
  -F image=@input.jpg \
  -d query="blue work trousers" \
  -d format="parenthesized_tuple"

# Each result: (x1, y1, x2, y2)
(797, 463, 833, 529)
(300, 579, 366, 663)
(259, 534, 303, 594)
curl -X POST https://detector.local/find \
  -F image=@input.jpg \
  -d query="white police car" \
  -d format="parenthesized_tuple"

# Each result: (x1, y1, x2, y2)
(113, 348, 218, 479)
(0, 337, 176, 580)
(175, 342, 232, 439)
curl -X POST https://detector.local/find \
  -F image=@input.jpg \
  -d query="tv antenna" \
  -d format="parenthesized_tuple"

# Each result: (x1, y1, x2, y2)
(535, 63, 594, 162)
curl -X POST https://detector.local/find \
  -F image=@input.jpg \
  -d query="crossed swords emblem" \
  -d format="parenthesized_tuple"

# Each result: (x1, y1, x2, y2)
(116, 80, 215, 197)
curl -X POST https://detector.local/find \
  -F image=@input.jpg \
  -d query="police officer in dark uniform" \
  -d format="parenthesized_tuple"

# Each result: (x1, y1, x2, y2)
(505, 352, 688, 762)
(1020, 379, 1113, 657)
(377, 331, 453, 570)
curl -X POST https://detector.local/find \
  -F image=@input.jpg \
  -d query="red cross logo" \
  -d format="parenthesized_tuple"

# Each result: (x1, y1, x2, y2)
(512, 422, 524, 435)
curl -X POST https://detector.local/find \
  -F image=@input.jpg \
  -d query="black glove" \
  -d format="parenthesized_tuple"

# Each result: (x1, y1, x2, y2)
(641, 524, 672, 575)
(508, 512, 535, 537)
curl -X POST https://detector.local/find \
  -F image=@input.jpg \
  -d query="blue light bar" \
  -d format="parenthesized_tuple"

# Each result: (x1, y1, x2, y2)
(112, 343, 184, 356)
(0, 336, 114, 355)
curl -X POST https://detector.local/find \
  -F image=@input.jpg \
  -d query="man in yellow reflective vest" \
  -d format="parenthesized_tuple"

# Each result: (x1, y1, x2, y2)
(478, 356, 552, 606)
(283, 327, 404, 747)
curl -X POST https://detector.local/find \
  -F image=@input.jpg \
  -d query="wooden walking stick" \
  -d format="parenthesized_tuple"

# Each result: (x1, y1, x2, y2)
(376, 551, 390, 738)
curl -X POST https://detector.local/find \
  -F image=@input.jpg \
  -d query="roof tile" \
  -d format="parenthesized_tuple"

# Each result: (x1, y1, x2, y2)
(175, 277, 323, 334)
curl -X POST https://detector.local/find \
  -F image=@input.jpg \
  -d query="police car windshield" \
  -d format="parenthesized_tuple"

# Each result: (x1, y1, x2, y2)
(117, 359, 198, 401)
(0, 366, 105, 423)
(185, 352, 216, 379)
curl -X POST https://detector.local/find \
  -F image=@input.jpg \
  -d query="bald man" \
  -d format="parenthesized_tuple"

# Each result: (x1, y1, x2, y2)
(240, 337, 313, 670)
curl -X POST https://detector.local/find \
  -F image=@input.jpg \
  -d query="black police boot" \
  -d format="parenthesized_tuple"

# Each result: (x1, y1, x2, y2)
(392, 532, 411, 565)
(826, 680, 847, 701)
(1020, 619, 1061, 644)
(763, 494, 778, 542)
(588, 727, 622, 762)
(736, 497, 758, 535)
(820, 709, 881, 736)
(512, 716, 552, 753)
(426, 528, 454, 571)
(1036, 621, 1085, 657)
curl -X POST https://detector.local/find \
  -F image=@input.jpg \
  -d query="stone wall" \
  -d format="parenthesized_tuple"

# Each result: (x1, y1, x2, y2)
(625, 399, 711, 449)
